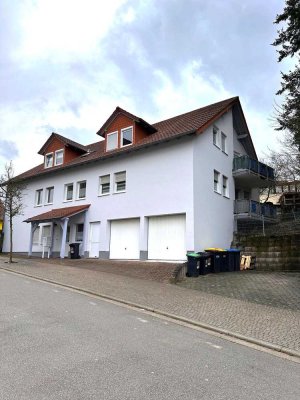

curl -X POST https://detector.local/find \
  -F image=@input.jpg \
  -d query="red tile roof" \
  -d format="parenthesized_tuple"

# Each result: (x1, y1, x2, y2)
(24, 204, 90, 223)
(16, 97, 246, 181)
(38, 132, 87, 155)
(97, 106, 157, 136)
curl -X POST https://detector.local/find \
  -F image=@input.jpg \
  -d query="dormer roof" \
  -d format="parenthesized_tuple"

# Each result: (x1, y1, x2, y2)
(96, 106, 157, 137)
(38, 132, 88, 155)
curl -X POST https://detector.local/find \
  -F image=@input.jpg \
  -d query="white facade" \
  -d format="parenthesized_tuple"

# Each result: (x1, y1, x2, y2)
(2, 107, 260, 260)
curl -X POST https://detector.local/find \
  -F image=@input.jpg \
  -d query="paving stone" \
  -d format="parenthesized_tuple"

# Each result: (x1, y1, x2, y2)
(1, 255, 299, 353)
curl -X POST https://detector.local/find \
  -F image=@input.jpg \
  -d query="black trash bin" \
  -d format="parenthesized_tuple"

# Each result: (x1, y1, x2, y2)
(205, 249, 227, 273)
(186, 253, 201, 277)
(197, 252, 213, 275)
(69, 243, 81, 259)
(226, 249, 241, 271)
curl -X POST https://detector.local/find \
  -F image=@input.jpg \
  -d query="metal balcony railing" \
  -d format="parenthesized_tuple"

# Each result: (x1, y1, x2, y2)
(234, 199, 277, 219)
(233, 156, 275, 180)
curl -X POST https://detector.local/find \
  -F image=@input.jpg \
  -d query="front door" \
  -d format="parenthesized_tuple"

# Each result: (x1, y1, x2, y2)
(89, 222, 100, 258)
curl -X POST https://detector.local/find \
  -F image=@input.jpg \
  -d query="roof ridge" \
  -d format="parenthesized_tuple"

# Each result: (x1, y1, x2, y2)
(152, 96, 238, 126)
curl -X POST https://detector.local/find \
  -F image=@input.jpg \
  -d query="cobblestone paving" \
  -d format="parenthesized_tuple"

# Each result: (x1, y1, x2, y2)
(1, 256, 299, 353)
(178, 271, 300, 311)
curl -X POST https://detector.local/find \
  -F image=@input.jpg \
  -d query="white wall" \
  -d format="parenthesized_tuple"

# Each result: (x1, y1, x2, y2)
(3, 137, 195, 254)
(193, 110, 235, 250)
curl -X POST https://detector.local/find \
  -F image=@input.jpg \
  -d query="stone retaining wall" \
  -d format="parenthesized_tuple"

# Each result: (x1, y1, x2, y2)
(233, 234, 300, 271)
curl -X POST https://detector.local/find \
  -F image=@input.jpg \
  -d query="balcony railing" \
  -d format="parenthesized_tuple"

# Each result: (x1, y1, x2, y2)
(233, 155, 275, 180)
(234, 199, 277, 219)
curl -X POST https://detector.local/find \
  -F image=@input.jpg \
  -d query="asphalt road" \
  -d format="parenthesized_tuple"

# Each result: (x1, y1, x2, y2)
(1, 271, 299, 400)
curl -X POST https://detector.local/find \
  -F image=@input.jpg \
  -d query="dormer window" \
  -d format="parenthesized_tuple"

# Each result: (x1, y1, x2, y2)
(121, 126, 133, 147)
(55, 149, 64, 166)
(106, 131, 118, 151)
(45, 153, 53, 168)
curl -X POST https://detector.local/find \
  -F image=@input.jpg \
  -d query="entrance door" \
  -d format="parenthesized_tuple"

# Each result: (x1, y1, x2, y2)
(89, 222, 100, 258)
(110, 219, 140, 259)
(148, 214, 186, 260)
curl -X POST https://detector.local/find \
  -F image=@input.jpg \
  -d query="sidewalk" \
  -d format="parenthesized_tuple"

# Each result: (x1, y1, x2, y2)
(1, 255, 299, 356)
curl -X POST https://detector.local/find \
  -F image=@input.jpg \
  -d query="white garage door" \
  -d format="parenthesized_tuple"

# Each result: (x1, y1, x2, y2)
(148, 214, 186, 260)
(110, 219, 140, 259)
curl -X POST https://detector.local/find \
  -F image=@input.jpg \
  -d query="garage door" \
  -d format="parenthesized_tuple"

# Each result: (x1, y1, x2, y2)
(110, 219, 140, 259)
(148, 214, 186, 260)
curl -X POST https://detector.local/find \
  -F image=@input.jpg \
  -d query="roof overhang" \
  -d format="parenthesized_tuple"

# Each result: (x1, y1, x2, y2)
(24, 204, 90, 223)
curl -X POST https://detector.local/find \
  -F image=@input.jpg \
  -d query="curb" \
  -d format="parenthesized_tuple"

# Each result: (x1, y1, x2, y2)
(1, 266, 300, 360)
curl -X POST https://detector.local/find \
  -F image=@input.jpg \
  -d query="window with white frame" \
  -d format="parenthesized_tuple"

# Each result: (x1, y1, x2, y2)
(55, 149, 64, 166)
(41, 225, 51, 246)
(222, 175, 229, 197)
(106, 131, 118, 151)
(221, 132, 227, 154)
(77, 181, 86, 199)
(121, 126, 133, 147)
(214, 170, 221, 193)
(64, 183, 74, 201)
(44, 153, 53, 168)
(213, 126, 219, 147)
(99, 175, 110, 195)
(114, 171, 126, 193)
(75, 224, 84, 241)
(35, 189, 43, 206)
(33, 227, 40, 244)
(45, 187, 54, 204)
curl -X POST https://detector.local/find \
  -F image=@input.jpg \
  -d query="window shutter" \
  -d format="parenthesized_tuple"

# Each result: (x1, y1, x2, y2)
(115, 172, 126, 182)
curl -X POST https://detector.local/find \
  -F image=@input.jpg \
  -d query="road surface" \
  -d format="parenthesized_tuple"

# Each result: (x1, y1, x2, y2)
(1, 271, 299, 400)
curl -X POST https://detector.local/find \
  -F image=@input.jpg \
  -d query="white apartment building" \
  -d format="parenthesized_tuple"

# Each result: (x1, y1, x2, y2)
(2, 97, 275, 260)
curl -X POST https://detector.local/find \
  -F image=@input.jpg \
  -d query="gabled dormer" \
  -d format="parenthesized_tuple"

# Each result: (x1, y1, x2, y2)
(38, 133, 87, 169)
(96, 107, 157, 152)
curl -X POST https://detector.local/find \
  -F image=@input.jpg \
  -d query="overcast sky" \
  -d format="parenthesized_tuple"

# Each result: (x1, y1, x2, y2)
(0, 0, 288, 174)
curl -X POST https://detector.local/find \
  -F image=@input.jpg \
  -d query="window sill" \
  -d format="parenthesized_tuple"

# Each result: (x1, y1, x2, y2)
(223, 195, 230, 199)
(222, 151, 228, 156)
(213, 143, 220, 150)
(214, 190, 222, 196)
(76, 197, 86, 201)
(113, 190, 126, 195)
(98, 193, 110, 197)
(63, 199, 73, 203)
(120, 143, 133, 148)
(35, 204, 43, 208)
(44, 202, 53, 206)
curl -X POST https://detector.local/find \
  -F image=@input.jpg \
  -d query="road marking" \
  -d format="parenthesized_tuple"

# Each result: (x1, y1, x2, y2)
(205, 341, 222, 349)
(137, 317, 148, 323)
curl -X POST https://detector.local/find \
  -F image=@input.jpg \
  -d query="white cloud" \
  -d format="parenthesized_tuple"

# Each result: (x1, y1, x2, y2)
(150, 60, 232, 121)
(16, 0, 126, 62)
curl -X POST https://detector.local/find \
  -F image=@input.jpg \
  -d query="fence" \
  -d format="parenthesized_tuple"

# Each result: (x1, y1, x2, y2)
(236, 210, 300, 236)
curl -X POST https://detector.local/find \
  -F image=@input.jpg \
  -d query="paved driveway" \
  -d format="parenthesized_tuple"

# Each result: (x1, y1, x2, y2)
(178, 271, 300, 311)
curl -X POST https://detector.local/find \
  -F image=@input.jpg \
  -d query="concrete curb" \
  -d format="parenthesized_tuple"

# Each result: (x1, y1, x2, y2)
(1, 266, 300, 360)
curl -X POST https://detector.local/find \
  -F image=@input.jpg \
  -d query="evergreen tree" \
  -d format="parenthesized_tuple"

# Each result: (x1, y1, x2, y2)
(273, 0, 300, 146)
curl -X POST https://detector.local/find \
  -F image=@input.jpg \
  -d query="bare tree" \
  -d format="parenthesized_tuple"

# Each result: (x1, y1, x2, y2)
(266, 130, 300, 182)
(0, 161, 26, 263)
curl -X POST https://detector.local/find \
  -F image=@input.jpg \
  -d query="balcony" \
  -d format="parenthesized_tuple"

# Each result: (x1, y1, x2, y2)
(233, 156, 275, 188)
(234, 199, 277, 220)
